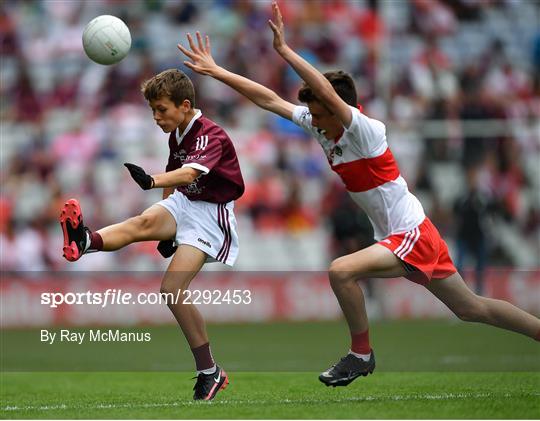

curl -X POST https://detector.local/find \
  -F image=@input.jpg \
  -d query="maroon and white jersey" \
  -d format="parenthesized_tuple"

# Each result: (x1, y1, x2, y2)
(292, 105, 425, 240)
(165, 110, 244, 204)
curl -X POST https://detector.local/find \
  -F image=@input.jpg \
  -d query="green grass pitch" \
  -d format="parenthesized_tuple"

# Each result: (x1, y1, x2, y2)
(1, 320, 539, 419)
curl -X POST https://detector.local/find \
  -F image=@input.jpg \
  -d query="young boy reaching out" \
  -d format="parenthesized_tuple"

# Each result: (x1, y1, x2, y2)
(178, 1, 540, 387)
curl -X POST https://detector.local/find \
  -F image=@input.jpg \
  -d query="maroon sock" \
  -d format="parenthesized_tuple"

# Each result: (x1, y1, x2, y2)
(351, 329, 371, 354)
(535, 329, 540, 342)
(89, 232, 103, 251)
(191, 342, 215, 371)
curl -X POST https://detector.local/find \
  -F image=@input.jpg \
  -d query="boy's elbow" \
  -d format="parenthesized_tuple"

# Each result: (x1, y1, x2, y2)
(184, 168, 201, 184)
(259, 96, 276, 111)
(261, 89, 281, 105)
(262, 94, 287, 115)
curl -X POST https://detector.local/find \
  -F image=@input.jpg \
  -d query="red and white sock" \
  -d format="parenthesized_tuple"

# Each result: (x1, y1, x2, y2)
(350, 329, 372, 361)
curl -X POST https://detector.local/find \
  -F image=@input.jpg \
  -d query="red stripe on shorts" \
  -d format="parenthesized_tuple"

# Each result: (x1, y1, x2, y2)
(378, 218, 457, 285)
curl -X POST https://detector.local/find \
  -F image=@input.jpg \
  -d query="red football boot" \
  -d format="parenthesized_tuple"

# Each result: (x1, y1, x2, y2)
(59, 199, 89, 262)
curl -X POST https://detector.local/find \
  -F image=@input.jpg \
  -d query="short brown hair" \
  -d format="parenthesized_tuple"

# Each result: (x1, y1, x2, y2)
(141, 69, 195, 107)
(298, 70, 357, 107)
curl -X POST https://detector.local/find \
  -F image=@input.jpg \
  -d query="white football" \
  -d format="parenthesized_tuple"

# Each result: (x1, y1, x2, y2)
(82, 15, 131, 65)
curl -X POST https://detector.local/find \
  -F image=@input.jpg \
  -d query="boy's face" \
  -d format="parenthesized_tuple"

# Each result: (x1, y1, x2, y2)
(307, 101, 343, 139)
(149, 97, 191, 133)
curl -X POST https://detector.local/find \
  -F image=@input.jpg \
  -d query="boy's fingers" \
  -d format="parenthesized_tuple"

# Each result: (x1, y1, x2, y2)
(196, 32, 204, 50)
(273, 2, 279, 19)
(269, 21, 281, 38)
(274, 2, 283, 24)
(177, 44, 195, 59)
(205, 35, 211, 52)
(186, 33, 199, 52)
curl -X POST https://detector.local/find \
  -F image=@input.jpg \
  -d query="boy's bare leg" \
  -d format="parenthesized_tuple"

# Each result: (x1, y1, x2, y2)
(160, 244, 208, 347)
(320, 244, 408, 387)
(61, 200, 177, 261)
(426, 272, 540, 339)
(328, 244, 407, 333)
(161, 244, 229, 400)
(97, 205, 177, 251)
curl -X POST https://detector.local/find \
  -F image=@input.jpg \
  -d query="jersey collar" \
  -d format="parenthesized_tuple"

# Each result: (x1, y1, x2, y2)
(175, 109, 202, 145)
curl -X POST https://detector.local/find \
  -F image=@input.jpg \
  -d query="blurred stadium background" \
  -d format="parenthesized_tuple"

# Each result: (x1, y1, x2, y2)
(1, 0, 539, 329)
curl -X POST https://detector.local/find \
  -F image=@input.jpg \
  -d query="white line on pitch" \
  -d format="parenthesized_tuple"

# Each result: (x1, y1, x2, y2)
(2, 392, 539, 412)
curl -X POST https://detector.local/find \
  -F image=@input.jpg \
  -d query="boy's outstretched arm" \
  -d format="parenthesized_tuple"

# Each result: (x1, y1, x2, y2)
(178, 32, 295, 120)
(124, 163, 200, 189)
(268, 1, 352, 128)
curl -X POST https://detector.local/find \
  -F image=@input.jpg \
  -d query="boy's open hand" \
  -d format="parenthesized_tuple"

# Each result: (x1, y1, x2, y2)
(178, 32, 217, 76)
(268, 1, 287, 53)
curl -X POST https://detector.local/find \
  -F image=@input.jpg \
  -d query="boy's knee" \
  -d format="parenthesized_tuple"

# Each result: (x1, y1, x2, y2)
(328, 259, 345, 284)
(160, 281, 175, 296)
(160, 281, 182, 305)
(161, 276, 192, 303)
(328, 258, 361, 286)
(130, 213, 157, 235)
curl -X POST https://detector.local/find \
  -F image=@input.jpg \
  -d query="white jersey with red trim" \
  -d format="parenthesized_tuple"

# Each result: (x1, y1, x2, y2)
(292, 105, 425, 240)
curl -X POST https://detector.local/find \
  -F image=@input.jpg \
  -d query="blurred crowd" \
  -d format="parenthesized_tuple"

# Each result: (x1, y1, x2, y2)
(1, 0, 539, 272)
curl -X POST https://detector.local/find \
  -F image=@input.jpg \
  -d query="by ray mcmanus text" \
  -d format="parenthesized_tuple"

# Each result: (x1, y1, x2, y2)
(40, 329, 152, 344)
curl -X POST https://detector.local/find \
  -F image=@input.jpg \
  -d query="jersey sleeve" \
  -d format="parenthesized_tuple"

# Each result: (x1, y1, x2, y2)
(344, 106, 387, 157)
(292, 105, 321, 137)
(182, 132, 222, 175)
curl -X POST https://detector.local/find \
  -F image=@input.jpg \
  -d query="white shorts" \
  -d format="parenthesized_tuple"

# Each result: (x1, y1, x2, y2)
(156, 191, 239, 266)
